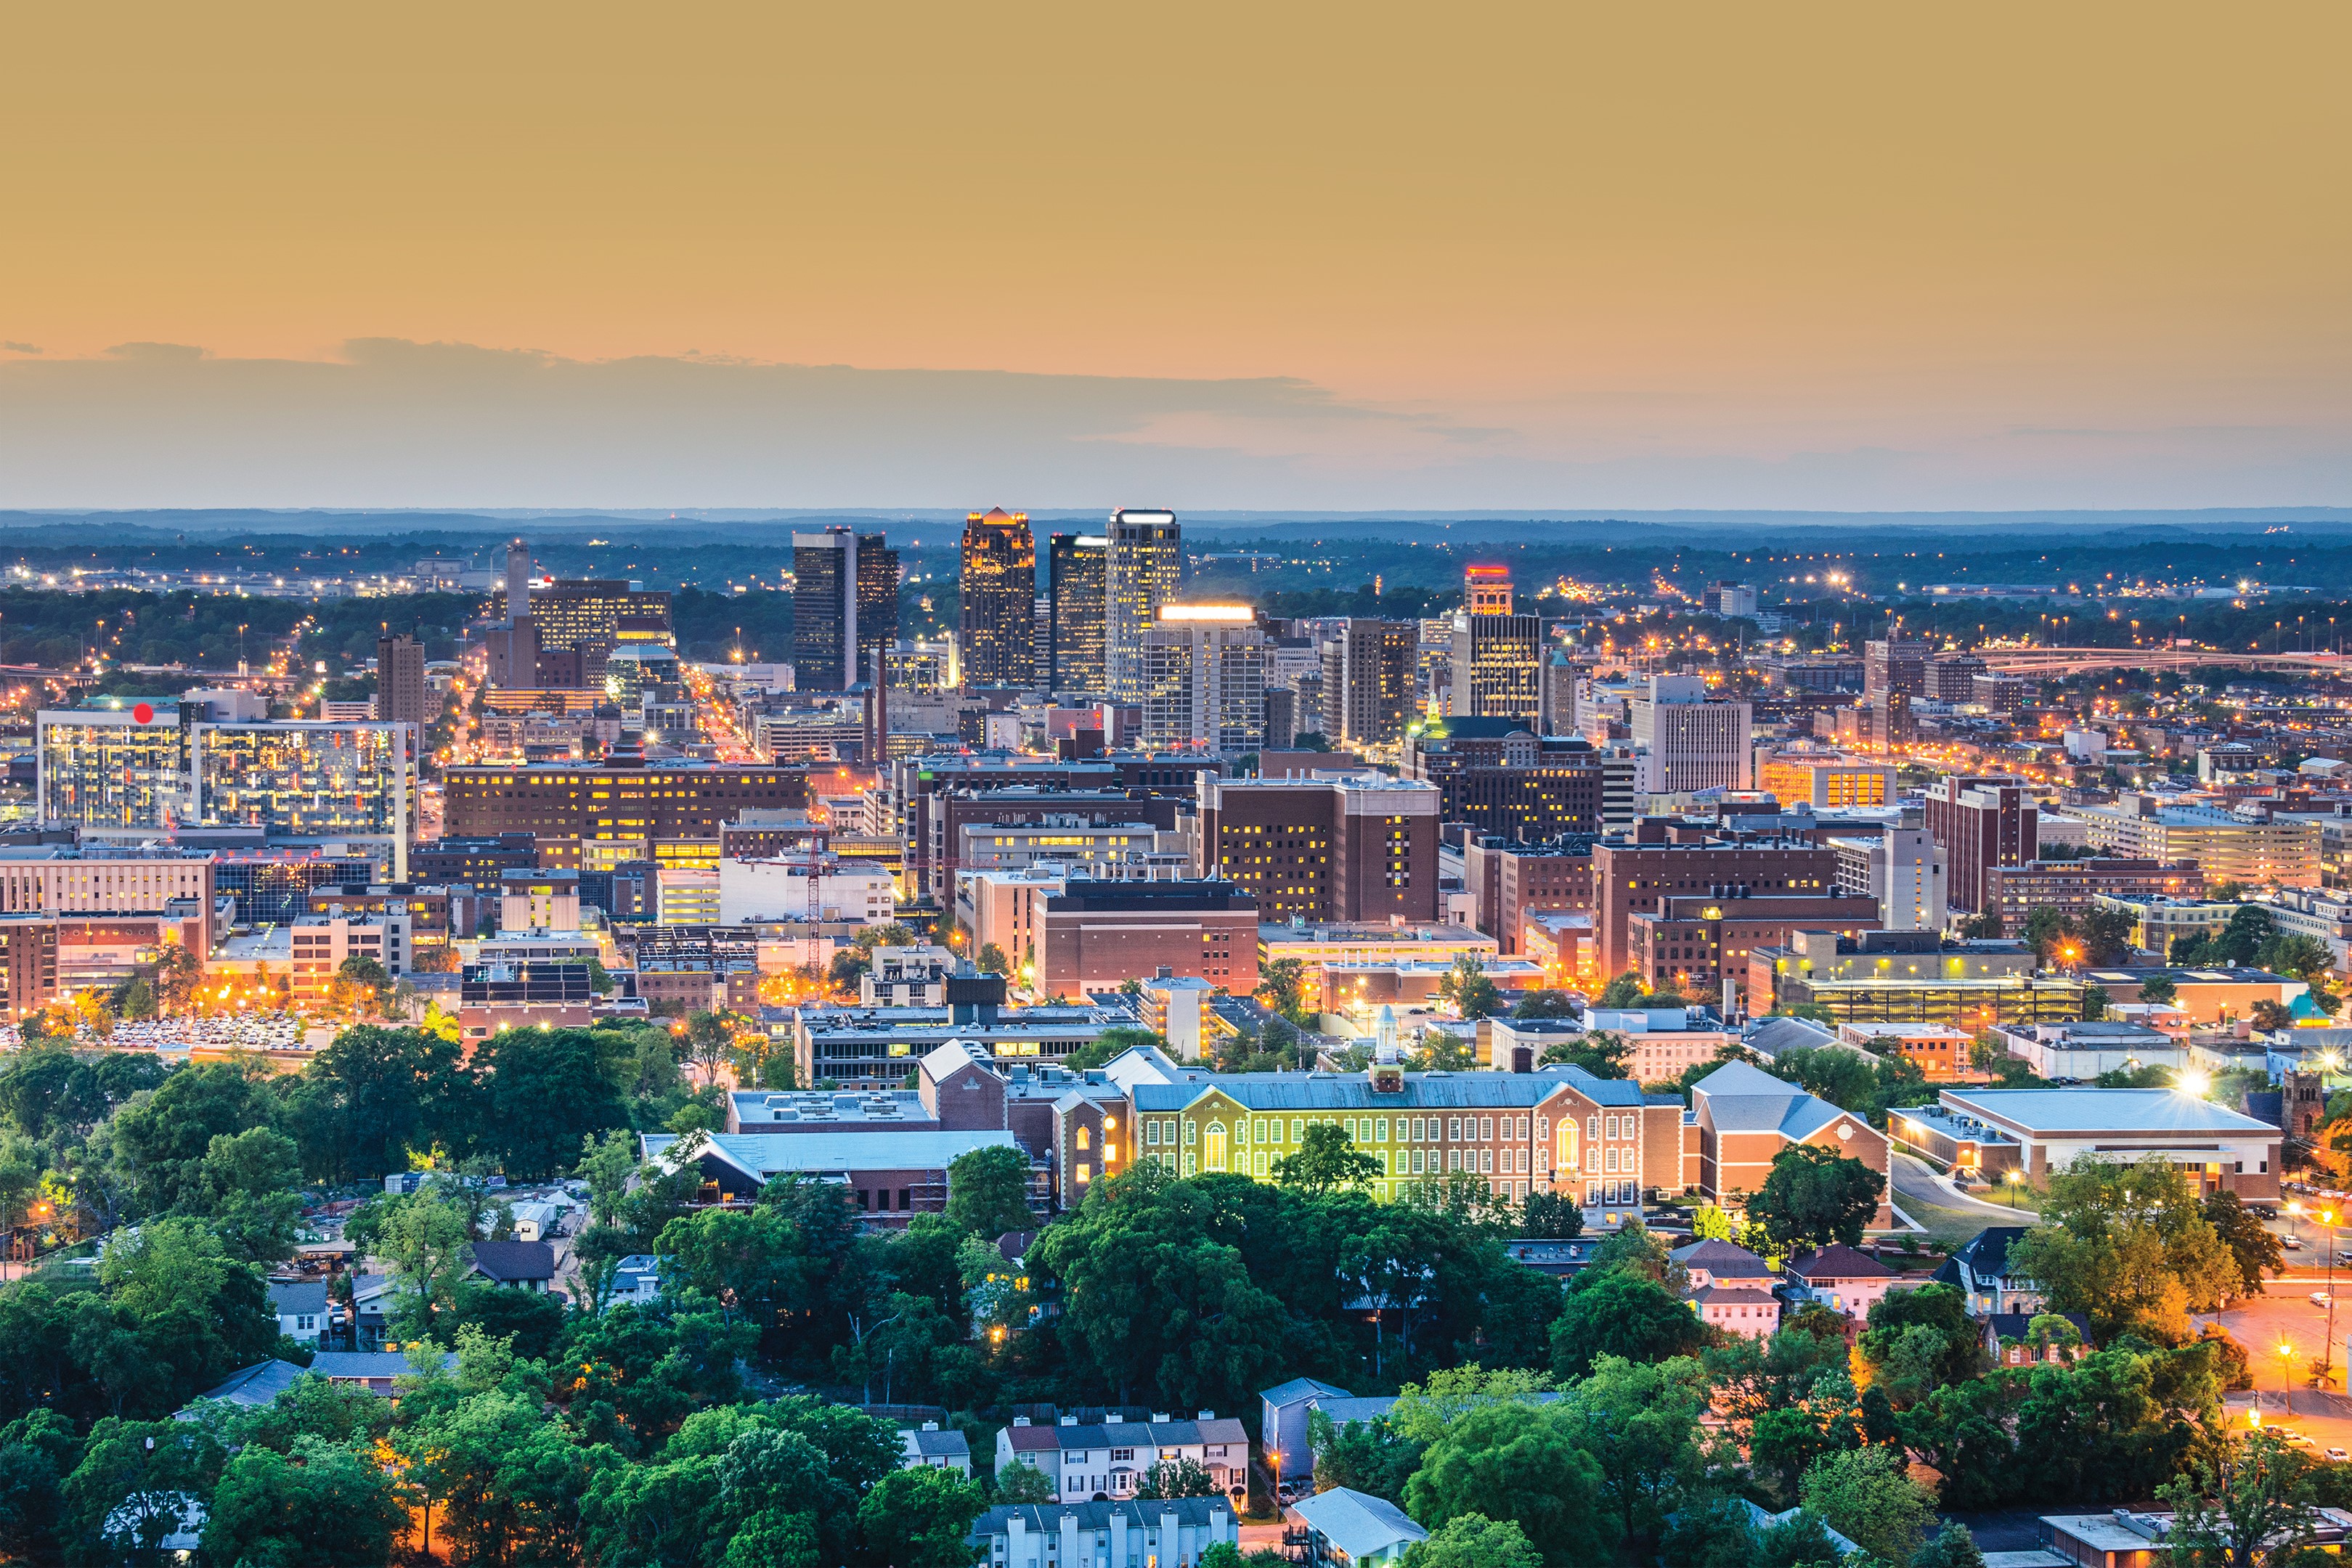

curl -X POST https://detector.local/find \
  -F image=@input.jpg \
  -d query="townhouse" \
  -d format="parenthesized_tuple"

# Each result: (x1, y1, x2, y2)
(996, 1412, 1250, 1506)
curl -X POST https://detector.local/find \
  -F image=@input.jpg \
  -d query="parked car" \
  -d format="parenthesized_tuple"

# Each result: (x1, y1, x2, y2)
(2283, 1235, 2304, 1249)
(2311, 1291, 2333, 1308)
(2326, 1447, 2348, 1463)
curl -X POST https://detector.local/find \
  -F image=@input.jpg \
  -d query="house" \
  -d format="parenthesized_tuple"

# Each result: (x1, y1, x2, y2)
(1498, 1238, 1602, 1278)
(309, 1349, 444, 1394)
(1783, 1244, 1901, 1320)
(1736, 1501, 1861, 1559)
(970, 1498, 1235, 1568)
(609, 1254, 662, 1308)
(1289, 1487, 1429, 1568)
(180, 1349, 455, 1415)
(1688, 1060, 1895, 1228)
(346, 1272, 396, 1349)
(469, 1240, 557, 1292)
(996, 1412, 1250, 1505)
(1259, 1377, 1354, 1485)
(1983, 1312, 2091, 1366)
(1932, 1226, 2043, 1317)
(901, 1421, 973, 1475)
(267, 1280, 328, 1346)
(510, 1201, 566, 1242)
(184, 1360, 309, 1411)
(2040, 1507, 2352, 1567)
(1671, 1238, 1783, 1338)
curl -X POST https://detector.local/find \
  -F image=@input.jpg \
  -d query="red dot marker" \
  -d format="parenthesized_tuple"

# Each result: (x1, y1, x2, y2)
(132, 703, 153, 723)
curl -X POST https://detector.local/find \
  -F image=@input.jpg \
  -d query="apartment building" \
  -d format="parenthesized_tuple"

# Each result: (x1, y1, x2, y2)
(1923, 775, 2038, 915)
(1590, 822, 1841, 979)
(1980, 857, 2204, 936)
(1196, 772, 1441, 923)
(996, 1414, 1250, 1506)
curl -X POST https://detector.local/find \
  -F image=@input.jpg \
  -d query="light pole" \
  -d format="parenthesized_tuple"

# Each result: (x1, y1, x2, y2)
(2007, 1169, 2026, 1208)
(2279, 1341, 2297, 1417)
(2325, 1209, 2341, 1391)
(2290, 1199, 2303, 1248)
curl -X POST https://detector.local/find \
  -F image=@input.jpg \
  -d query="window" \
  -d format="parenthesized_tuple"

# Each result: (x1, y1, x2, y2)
(1147, 1122, 1160, 1146)
(1292, 1119, 1304, 1141)
(1448, 1116, 1461, 1140)
(1375, 1117, 1389, 1142)
(1077, 1127, 1091, 1150)
(1479, 1116, 1493, 1140)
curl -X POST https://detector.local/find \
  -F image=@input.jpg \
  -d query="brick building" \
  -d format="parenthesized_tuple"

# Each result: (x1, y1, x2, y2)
(1979, 857, 2204, 936)
(1196, 772, 1441, 923)
(1462, 837, 1597, 954)
(442, 757, 808, 860)
(1591, 822, 1840, 980)
(1924, 775, 2038, 914)
(1036, 880, 1259, 997)
(1627, 891, 1882, 1004)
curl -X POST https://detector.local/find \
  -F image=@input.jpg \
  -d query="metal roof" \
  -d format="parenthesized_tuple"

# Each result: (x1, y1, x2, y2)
(1940, 1087, 2279, 1135)
(643, 1129, 1020, 1175)
(1129, 1065, 1642, 1113)
(1291, 1488, 1429, 1559)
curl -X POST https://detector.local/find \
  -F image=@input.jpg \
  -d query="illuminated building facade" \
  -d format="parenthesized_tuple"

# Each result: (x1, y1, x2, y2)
(1048, 533, 1109, 695)
(1446, 567, 1541, 722)
(1105, 508, 1180, 705)
(192, 722, 415, 875)
(794, 528, 900, 691)
(37, 706, 194, 837)
(959, 507, 1037, 688)
(1139, 606, 1268, 754)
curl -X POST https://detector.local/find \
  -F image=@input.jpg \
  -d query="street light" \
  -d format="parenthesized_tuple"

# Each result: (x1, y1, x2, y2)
(2279, 1341, 2297, 1417)
(2007, 1169, 2026, 1208)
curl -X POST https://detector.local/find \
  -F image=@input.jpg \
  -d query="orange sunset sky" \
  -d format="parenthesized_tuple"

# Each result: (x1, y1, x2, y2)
(0, 2, 2343, 510)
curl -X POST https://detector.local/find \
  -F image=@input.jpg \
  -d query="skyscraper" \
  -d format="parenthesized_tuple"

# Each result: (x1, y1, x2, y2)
(375, 634, 428, 729)
(1447, 565, 1541, 721)
(1139, 606, 1268, 754)
(503, 537, 532, 619)
(794, 528, 897, 691)
(1105, 507, 1180, 705)
(1048, 532, 1109, 695)
(958, 507, 1035, 688)
(1627, 676, 1753, 794)
(1320, 619, 1417, 746)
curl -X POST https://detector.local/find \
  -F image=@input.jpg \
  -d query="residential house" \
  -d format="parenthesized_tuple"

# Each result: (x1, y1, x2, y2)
(901, 1422, 973, 1475)
(1289, 1487, 1428, 1568)
(1783, 1244, 1900, 1320)
(267, 1281, 327, 1347)
(1670, 1238, 1782, 1339)
(1258, 1377, 1354, 1486)
(1984, 1312, 2091, 1367)
(995, 1412, 1250, 1506)
(469, 1240, 557, 1292)
(1932, 1226, 2045, 1318)
(970, 1498, 1235, 1568)
(610, 1254, 663, 1309)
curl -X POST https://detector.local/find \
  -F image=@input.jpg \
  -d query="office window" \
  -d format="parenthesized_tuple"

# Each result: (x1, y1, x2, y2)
(1375, 1117, 1389, 1142)
(1479, 1116, 1493, 1140)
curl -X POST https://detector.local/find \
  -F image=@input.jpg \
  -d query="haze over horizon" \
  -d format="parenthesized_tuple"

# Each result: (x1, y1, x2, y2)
(1, 3, 2343, 510)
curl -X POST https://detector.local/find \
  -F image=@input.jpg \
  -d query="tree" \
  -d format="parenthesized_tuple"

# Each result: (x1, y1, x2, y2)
(945, 1145, 1035, 1239)
(1519, 1191, 1583, 1239)
(2259, 933, 2335, 986)
(977, 944, 1011, 977)
(1956, 912, 2003, 940)
(1798, 1445, 1933, 1567)
(1257, 957, 1309, 1023)
(1511, 991, 1577, 1021)
(107, 1060, 280, 1214)
(471, 1026, 630, 1177)
(302, 1024, 472, 1181)
(2076, 905, 2136, 967)
(335, 953, 393, 1013)
(1404, 1514, 1543, 1568)
(2156, 1429, 2319, 1568)
(2022, 906, 2075, 966)
(179, 1126, 304, 1264)
(62, 1417, 223, 1564)
(684, 1012, 738, 1085)
(1537, 1032, 1629, 1080)
(855, 1463, 988, 1568)
(1309, 1410, 1423, 1503)
(2009, 1154, 2247, 1342)
(1134, 1455, 1218, 1498)
(1439, 955, 1502, 1021)
(1272, 1124, 1384, 1196)
(2202, 1190, 2284, 1297)
(376, 1185, 479, 1336)
(1403, 1402, 1609, 1568)
(1856, 1284, 1982, 1405)
(155, 942, 200, 1012)
(1746, 1145, 1884, 1251)
(2080, 984, 2111, 1022)
(203, 1434, 407, 1568)
(994, 1461, 1056, 1503)
(1549, 1266, 1709, 1379)
(1560, 1356, 1707, 1553)
(2139, 973, 2178, 1004)
(1911, 1522, 1988, 1568)
(1595, 973, 1649, 1008)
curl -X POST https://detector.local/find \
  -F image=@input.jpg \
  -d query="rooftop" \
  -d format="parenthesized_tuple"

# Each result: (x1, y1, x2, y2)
(1940, 1087, 2280, 1136)
(1292, 1487, 1429, 1558)
(644, 1129, 1022, 1177)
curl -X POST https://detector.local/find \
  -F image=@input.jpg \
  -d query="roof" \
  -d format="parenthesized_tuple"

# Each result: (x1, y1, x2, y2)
(1956, 1226, 2030, 1278)
(903, 1428, 973, 1459)
(1693, 1059, 1852, 1139)
(312, 1349, 453, 1381)
(645, 1129, 1022, 1177)
(1261, 1377, 1354, 1407)
(1744, 1016, 1834, 1059)
(1312, 1397, 1401, 1428)
(971, 1499, 1234, 1540)
(1788, 1244, 1895, 1281)
(1669, 1239, 1775, 1277)
(188, 1359, 308, 1408)
(1292, 1487, 1430, 1558)
(1985, 1311, 2089, 1341)
(266, 1280, 328, 1315)
(1940, 1087, 2280, 1136)
(469, 1241, 556, 1282)
(1009, 1416, 1250, 1450)
(1690, 1284, 1779, 1306)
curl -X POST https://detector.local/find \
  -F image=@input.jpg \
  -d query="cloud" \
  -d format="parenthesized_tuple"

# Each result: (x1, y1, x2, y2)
(0, 339, 2340, 511)
(0, 343, 38, 356)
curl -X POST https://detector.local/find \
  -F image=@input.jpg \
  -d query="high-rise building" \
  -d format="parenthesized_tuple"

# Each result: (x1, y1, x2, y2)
(957, 508, 1035, 689)
(1627, 677, 1753, 795)
(505, 538, 533, 617)
(1197, 771, 1442, 923)
(1139, 606, 1268, 755)
(1831, 819, 1948, 934)
(1924, 775, 2038, 914)
(1321, 619, 1417, 748)
(376, 634, 429, 730)
(1710, 583, 1760, 619)
(37, 706, 193, 837)
(192, 722, 416, 878)
(1048, 533, 1109, 695)
(1447, 566, 1541, 722)
(1864, 635, 1931, 703)
(794, 528, 898, 691)
(1591, 824, 1841, 979)
(1105, 508, 1181, 704)
(516, 579, 674, 688)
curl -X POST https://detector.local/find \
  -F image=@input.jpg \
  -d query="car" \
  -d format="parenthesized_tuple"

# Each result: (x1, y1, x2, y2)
(2328, 1448, 2349, 1463)
(2335, 1251, 2352, 1265)
(2283, 1433, 2314, 1447)
(2285, 1236, 2306, 1249)
(2313, 1292, 2334, 1308)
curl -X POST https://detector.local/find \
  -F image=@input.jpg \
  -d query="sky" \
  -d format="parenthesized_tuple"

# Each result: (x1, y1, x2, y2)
(0, 3, 2344, 511)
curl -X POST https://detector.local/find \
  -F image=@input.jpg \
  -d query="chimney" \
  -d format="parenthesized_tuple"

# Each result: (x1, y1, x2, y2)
(1059, 1415, 1078, 1426)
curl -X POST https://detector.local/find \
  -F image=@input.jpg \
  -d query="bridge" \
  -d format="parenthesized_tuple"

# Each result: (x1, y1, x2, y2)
(1974, 647, 2350, 677)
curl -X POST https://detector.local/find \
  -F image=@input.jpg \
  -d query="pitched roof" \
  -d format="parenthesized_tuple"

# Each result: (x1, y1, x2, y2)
(1690, 1283, 1780, 1306)
(1128, 1064, 1642, 1113)
(904, 1428, 973, 1459)
(266, 1280, 329, 1315)
(470, 1240, 556, 1283)
(1261, 1377, 1354, 1406)
(1693, 1059, 1855, 1138)
(1956, 1226, 2030, 1278)
(187, 1359, 308, 1408)
(971, 1498, 1234, 1541)
(1743, 1017, 1835, 1059)
(1787, 1244, 1895, 1281)
(1292, 1487, 1430, 1558)
(645, 1129, 1021, 1177)
(1667, 1239, 1775, 1276)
